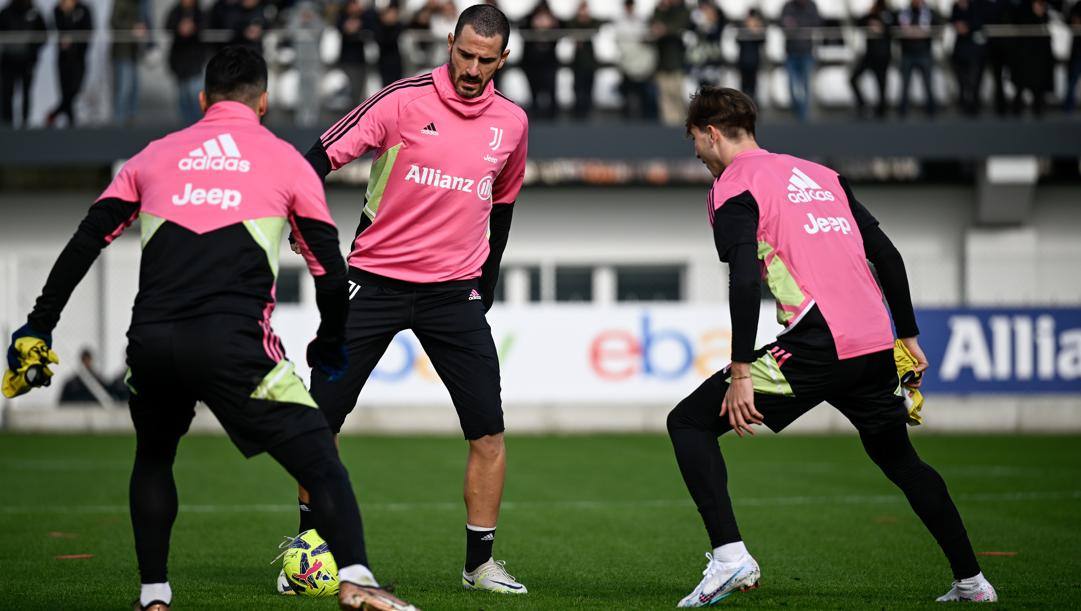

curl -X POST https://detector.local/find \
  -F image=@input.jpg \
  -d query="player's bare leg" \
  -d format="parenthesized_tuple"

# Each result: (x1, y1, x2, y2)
(461, 432, 525, 593)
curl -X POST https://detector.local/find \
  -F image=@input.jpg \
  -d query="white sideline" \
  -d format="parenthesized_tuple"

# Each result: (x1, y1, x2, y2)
(4, 490, 1079, 515)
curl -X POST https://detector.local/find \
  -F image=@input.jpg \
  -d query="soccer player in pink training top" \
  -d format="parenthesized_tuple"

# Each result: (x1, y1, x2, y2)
(1, 47, 417, 611)
(666, 87, 998, 606)
(288, 4, 529, 595)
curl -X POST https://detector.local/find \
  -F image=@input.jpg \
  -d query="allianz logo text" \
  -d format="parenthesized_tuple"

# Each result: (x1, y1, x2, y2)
(179, 133, 251, 173)
(787, 167, 836, 203)
(172, 183, 242, 209)
(405, 164, 486, 199)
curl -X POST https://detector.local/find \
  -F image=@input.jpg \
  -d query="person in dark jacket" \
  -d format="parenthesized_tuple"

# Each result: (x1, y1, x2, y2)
(780, 0, 821, 121)
(0, 0, 47, 127)
(230, 0, 268, 52)
(737, 8, 765, 103)
(950, 0, 984, 116)
(652, 0, 692, 125)
(374, 0, 403, 86)
(521, 0, 561, 119)
(570, 1, 602, 118)
(337, 0, 372, 101)
(849, 0, 893, 118)
(1010, 0, 1052, 115)
(110, 0, 149, 125)
(165, 0, 206, 124)
(47, 0, 91, 126)
(897, 0, 941, 117)
(1064, 0, 1081, 112)
(976, 0, 1013, 115)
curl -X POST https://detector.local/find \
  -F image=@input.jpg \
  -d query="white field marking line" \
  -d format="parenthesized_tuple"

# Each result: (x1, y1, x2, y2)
(2, 490, 1079, 515)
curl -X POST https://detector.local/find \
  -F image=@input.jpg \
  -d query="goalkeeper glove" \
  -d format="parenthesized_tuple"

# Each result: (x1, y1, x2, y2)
(893, 339, 924, 426)
(307, 337, 348, 382)
(3, 324, 60, 399)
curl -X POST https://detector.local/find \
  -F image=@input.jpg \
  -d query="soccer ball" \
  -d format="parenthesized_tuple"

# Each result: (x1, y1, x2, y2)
(281, 529, 339, 597)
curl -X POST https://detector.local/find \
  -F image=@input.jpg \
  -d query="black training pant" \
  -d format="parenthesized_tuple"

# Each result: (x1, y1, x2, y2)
(666, 344, 981, 580)
(125, 314, 368, 583)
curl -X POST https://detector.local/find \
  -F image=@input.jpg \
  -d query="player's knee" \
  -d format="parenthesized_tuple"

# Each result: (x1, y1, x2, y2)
(468, 433, 505, 462)
(666, 401, 694, 436)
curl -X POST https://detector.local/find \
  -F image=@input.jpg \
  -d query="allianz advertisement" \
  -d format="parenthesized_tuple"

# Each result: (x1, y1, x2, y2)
(272, 305, 1081, 403)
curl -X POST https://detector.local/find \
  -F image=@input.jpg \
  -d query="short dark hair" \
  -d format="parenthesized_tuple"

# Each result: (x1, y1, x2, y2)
(685, 86, 757, 140)
(453, 4, 511, 53)
(204, 46, 268, 106)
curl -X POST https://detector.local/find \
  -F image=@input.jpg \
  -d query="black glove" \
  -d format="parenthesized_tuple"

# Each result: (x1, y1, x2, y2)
(306, 337, 348, 382)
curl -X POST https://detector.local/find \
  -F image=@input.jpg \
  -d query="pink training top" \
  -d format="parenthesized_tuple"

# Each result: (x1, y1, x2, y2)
(711, 149, 895, 359)
(95, 101, 338, 336)
(319, 63, 529, 283)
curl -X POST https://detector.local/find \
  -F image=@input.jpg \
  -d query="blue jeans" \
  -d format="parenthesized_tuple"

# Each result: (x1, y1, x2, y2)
(899, 53, 936, 117)
(177, 76, 202, 125)
(113, 59, 139, 124)
(1064, 58, 1081, 113)
(785, 54, 814, 121)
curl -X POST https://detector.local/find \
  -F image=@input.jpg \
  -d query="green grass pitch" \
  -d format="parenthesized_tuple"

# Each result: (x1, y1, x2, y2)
(1, 433, 1078, 609)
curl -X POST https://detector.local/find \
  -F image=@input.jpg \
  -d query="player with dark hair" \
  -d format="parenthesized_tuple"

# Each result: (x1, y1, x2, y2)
(289, 3, 529, 596)
(666, 86, 998, 606)
(2, 46, 417, 611)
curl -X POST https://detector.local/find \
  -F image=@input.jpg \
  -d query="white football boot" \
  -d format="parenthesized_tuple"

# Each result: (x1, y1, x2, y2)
(677, 552, 760, 608)
(936, 573, 998, 603)
(462, 558, 528, 594)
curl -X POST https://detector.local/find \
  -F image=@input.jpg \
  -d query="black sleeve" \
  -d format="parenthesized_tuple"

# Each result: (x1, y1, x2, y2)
(28, 198, 139, 333)
(840, 176, 919, 338)
(712, 192, 761, 363)
(290, 216, 348, 344)
(304, 140, 333, 182)
(479, 204, 514, 312)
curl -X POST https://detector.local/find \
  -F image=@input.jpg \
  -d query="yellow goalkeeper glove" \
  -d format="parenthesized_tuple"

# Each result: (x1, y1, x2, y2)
(3, 326, 60, 399)
(894, 339, 924, 426)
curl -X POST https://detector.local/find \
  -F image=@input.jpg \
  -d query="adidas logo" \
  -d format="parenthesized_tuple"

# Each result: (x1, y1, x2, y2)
(480, 533, 494, 541)
(786, 167, 835, 204)
(178, 133, 251, 172)
(468, 289, 482, 301)
(420, 122, 439, 136)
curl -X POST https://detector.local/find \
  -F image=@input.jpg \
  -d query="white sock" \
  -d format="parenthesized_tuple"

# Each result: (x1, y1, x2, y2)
(959, 572, 988, 585)
(338, 564, 378, 587)
(140, 582, 171, 607)
(712, 541, 749, 563)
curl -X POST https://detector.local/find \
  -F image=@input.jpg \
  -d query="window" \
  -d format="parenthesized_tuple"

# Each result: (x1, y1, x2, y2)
(277, 267, 302, 304)
(527, 266, 542, 302)
(616, 265, 683, 302)
(555, 266, 593, 302)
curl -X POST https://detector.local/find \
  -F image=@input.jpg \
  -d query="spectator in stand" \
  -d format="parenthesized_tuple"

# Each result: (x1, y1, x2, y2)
(47, 0, 92, 127)
(1065, 0, 1081, 112)
(231, 0, 268, 52)
(374, 0, 403, 86)
(208, 0, 241, 52)
(1011, 0, 1052, 115)
(0, 0, 46, 127)
(977, 0, 1012, 115)
(737, 8, 766, 103)
(59, 348, 110, 404)
(689, 0, 725, 87)
(411, 0, 456, 68)
(165, 0, 206, 125)
(288, 0, 323, 126)
(849, 0, 893, 118)
(570, 1, 602, 119)
(897, 0, 940, 118)
(950, 0, 984, 116)
(614, 0, 657, 119)
(652, 0, 691, 125)
(337, 0, 372, 102)
(110, 0, 149, 125)
(780, 0, 821, 121)
(521, 0, 561, 119)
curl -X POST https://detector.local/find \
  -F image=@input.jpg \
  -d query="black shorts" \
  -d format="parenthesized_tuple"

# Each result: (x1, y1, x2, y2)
(125, 314, 329, 457)
(673, 340, 907, 435)
(311, 268, 504, 440)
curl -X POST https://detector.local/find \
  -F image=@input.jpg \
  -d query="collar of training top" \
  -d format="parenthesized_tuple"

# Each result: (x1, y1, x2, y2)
(432, 63, 496, 118)
(732, 148, 770, 162)
(201, 101, 261, 123)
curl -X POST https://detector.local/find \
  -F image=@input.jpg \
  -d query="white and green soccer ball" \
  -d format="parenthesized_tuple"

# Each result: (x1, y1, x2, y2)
(281, 529, 339, 597)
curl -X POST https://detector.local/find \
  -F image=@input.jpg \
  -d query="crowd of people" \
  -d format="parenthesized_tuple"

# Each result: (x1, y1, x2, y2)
(1, 0, 1080, 126)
